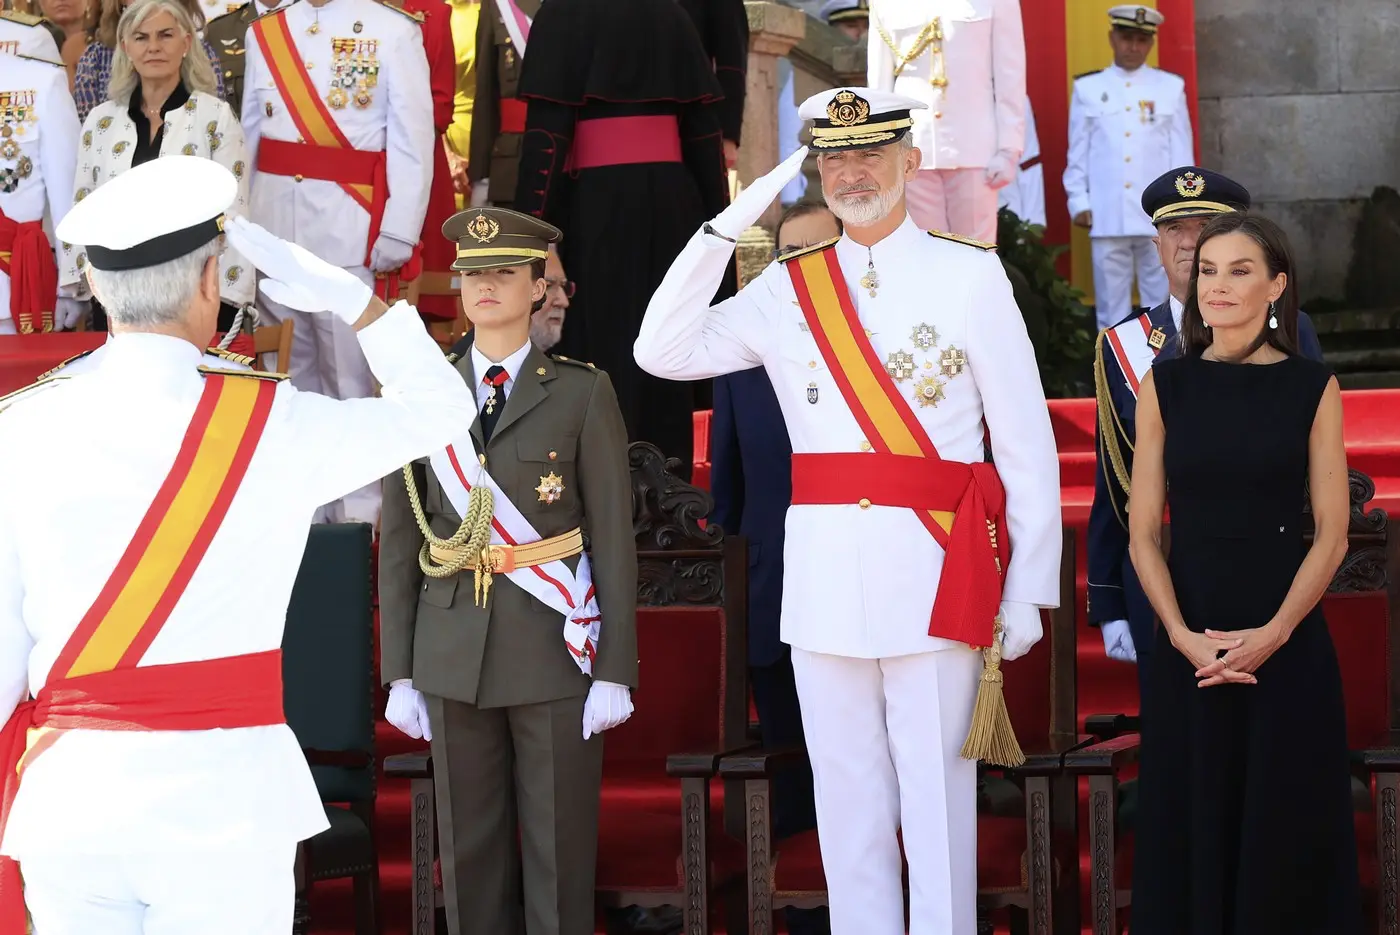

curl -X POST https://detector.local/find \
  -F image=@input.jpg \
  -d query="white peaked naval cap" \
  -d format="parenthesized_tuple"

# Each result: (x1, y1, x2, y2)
(56, 155, 237, 272)
(797, 87, 926, 151)
(1107, 5, 1164, 32)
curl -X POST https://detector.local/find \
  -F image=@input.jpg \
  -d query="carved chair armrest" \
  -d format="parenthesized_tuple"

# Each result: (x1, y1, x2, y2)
(989, 733, 1095, 778)
(1063, 734, 1141, 775)
(383, 751, 433, 779)
(666, 743, 764, 779)
(303, 748, 374, 769)
(717, 743, 809, 781)
(1084, 713, 1140, 741)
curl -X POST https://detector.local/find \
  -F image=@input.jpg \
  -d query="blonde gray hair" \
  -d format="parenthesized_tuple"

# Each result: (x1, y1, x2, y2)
(88, 240, 222, 329)
(107, 0, 216, 104)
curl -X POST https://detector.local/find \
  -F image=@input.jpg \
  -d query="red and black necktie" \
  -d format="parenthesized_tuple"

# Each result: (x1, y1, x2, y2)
(480, 365, 508, 442)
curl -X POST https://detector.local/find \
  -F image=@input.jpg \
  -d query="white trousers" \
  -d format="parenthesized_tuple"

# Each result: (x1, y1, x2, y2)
(258, 265, 381, 526)
(792, 646, 982, 935)
(904, 168, 1000, 244)
(0, 316, 12, 334)
(22, 844, 296, 935)
(1090, 236, 1168, 330)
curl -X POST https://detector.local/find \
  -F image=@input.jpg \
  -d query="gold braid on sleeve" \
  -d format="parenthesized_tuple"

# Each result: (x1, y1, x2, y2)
(401, 464, 498, 606)
(1093, 331, 1135, 505)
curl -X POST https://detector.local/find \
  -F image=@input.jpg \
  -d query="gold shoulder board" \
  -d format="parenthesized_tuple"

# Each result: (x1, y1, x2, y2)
(928, 230, 996, 251)
(374, 0, 426, 22)
(208, 346, 256, 367)
(206, 3, 249, 28)
(777, 235, 841, 265)
(36, 348, 96, 380)
(549, 354, 597, 371)
(0, 377, 63, 413)
(198, 366, 289, 382)
(0, 10, 43, 26)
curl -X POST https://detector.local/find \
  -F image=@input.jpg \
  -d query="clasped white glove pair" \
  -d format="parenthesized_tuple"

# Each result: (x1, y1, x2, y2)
(1101, 619, 1138, 663)
(369, 233, 416, 274)
(998, 600, 1043, 662)
(385, 678, 632, 742)
(708, 146, 810, 241)
(386, 679, 432, 740)
(224, 217, 373, 324)
(985, 150, 1018, 190)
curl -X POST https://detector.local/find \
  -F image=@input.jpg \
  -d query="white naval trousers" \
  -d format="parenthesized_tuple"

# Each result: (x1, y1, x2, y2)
(791, 645, 983, 935)
(22, 844, 297, 934)
(1090, 236, 1168, 330)
(904, 169, 1000, 244)
(257, 264, 381, 526)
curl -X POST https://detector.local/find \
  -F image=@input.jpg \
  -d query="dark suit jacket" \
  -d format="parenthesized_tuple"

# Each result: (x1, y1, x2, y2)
(710, 366, 791, 668)
(379, 343, 638, 708)
(467, 0, 539, 204)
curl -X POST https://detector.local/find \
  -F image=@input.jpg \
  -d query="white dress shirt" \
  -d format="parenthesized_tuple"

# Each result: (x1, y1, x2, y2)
(0, 301, 475, 858)
(470, 339, 532, 411)
(1170, 293, 1184, 332)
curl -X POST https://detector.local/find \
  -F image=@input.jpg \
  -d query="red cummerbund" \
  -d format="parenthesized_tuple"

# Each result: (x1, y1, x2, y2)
(570, 115, 682, 170)
(790, 451, 969, 511)
(499, 97, 527, 135)
(256, 137, 384, 186)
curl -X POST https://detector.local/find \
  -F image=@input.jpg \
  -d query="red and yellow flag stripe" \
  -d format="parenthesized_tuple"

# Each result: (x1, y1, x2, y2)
(251, 12, 375, 212)
(785, 247, 954, 546)
(49, 374, 276, 681)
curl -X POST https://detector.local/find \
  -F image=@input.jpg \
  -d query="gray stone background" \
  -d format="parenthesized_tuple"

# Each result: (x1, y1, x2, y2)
(1196, 0, 1400, 303)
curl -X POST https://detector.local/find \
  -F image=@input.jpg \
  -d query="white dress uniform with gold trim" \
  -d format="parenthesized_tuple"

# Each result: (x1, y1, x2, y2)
(0, 52, 78, 336)
(636, 88, 1061, 935)
(0, 13, 62, 65)
(866, 0, 1025, 243)
(62, 91, 254, 307)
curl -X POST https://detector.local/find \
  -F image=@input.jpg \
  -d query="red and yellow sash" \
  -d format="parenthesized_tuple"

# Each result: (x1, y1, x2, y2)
(0, 372, 280, 935)
(784, 246, 1008, 647)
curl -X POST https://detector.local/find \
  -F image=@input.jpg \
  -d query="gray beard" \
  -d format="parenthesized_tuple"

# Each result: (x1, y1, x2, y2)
(826, 179, 904, 226)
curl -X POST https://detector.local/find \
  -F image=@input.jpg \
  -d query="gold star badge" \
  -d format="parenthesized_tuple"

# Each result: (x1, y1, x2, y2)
(938, 346, 966, 377)
(911, 323, 939, 351)
(536, 472, 564, 504)
(913, 375, 945, 408)
(884, 350, 916, 383)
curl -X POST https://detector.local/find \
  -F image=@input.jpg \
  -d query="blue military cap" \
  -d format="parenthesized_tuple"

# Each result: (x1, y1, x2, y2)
(820, 0, 867, 24)
(1140, 166, 1251, 226)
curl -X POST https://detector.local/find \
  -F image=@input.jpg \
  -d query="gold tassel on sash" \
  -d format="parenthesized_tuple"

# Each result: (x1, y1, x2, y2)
(401, 459, 497, 606)
(959, 614, 1025, 768)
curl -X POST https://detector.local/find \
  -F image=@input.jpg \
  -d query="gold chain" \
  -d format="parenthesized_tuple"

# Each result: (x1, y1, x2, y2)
(874, 14, 945, 87)
(401, 463, 498, 604)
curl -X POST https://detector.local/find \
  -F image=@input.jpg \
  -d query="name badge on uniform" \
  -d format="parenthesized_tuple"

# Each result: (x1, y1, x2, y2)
(1139, 100, 1156, 124)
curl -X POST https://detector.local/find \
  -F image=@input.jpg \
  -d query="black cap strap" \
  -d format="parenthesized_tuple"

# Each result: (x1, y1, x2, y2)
(85, 215, 225, 272)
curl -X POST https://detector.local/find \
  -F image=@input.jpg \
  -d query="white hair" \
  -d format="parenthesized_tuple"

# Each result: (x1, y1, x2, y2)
(107, 0, 217, 104)
(87, 240, 221, 328)
(820, 134, 914, 226)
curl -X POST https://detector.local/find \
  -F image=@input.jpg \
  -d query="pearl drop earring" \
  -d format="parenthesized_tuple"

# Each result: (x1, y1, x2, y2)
(1268, 301, 1278, 330)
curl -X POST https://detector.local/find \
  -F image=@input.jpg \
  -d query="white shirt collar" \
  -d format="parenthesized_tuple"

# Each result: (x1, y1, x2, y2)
(470, 339, 533, 404)
(837, 212, 923, 263)
(1169, 294, 1184, 332)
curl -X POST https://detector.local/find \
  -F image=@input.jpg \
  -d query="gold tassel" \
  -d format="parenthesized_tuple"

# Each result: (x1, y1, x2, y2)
(959, 614, 1025, 768)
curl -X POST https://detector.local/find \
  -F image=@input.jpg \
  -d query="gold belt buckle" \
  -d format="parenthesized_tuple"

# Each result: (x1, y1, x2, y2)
(488, 545, 515, 574)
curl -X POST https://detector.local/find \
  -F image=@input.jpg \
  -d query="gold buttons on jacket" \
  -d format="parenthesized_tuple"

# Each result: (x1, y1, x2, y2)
(548, 451, 558, 461)
(858, 498, 872, 510)
(859, 440, 872, 452)
(294, 174, 304, 182)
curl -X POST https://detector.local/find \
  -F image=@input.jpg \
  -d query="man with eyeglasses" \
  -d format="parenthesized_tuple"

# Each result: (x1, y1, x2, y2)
(529, 244, 573, 352)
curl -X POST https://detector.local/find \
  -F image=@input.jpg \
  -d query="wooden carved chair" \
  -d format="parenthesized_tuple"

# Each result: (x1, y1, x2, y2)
(253, 318, 294, 373)
(1070, 467, 1395, 935)
(718, 527, 1089, 935)
(383, 441, 750, 935)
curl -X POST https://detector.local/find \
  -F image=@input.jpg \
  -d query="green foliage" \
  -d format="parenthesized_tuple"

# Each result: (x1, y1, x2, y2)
(996, 208, 1096, 398)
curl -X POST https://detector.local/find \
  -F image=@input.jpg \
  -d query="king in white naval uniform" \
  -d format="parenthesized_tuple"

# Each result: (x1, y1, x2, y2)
(0, 157, 474, 935)
(635, 88, 1061, 935)
(242, 0, 434, 524)
(866, 0, 1025, 244)
(1064, 4, 1193, 330)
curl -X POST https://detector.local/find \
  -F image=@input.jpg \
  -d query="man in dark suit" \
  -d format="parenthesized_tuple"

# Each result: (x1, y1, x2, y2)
(467, 0, 539, 208)
(1089, 166, 1325, 684)
(708, 203, 838, 935)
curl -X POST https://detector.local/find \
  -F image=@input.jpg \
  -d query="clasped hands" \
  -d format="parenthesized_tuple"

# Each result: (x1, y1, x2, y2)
(1174, 623, 1287, 688)
(386, 678, 633, 742)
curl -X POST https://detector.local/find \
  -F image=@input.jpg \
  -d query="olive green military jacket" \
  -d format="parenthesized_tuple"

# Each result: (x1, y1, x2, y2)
(379, 342, 638, 709)
(466, 0, 539, 205)
(205, 1, 260, 116)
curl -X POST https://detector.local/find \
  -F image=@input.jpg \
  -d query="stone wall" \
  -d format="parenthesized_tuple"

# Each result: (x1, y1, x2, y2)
(1195, 0, 1400, 303)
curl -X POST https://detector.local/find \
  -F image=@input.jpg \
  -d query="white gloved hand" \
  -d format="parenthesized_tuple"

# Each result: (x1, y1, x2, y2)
(470, 179, 491, 208)
(708, 145, 810, 241)
(369, 233, 416, 274)
(1100, 619, 1137, 664)
(985, 151, 1018, 190)
(998, 600, 1043, 662)
(385, 679, 432, 741)
(581, 679, 633, 740)
(224, 216, 373, 325)
(55, 297, 89, 330)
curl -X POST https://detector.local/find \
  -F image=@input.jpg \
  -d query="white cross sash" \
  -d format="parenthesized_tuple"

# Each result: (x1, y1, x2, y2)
(428, 434, 600, 675)
(1104, 315, 1158, 400)
(498, 0, 532, 54)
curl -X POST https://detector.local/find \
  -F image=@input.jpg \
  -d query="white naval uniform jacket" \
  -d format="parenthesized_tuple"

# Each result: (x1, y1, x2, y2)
(0, 301, 476, 857)
(867, 0, 1025, 171)
(63, 91, 255, 306)
(0, 19, 62, 65)
(241, 0, 434, 269)
(1063, 64, 1193, 239)
(0, 53, 79, 326)
(635, 216, 1062, 659)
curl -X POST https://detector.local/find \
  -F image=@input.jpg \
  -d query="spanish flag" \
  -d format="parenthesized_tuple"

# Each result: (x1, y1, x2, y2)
(1024, 0, 1198, 297)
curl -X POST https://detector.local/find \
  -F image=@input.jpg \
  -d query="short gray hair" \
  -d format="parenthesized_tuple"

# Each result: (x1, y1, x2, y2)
(108, 0, 216, 104)
(87, 240, 221, 328)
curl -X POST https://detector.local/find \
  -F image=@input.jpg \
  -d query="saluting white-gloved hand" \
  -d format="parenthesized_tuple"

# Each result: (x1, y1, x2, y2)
(985, 151, 1018, 190)
(998, 600, 1044, 662)
(1100, 619, 1137, 664)
(55, 297, 89, 330)
(582, 679, 633, 740)
(707, 145, 810, 241)
(369, 233, 416, 274)
(224, 216, 373, 324)
(385, 679, 432, 741)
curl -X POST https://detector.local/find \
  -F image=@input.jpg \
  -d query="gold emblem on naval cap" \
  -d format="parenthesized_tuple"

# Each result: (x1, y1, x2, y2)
(1175, 171, 1205, 198)
(466, 212, 501, 243)
(1135, 6, 1148, 24)
(826, 89, 871, 128)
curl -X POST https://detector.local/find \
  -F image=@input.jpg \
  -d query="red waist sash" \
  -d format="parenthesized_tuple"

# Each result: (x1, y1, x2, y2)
(499, 97, 527, 134)
(568, 115, 681, 170)
(0, 205, 57, 335)
(256, 138, 388, 268)
(790, 452, 1009, 644)
(0, 650, 285, 934)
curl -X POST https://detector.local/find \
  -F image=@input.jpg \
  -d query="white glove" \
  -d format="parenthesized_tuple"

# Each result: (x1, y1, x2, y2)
(581, 679, 633, 740)
(55, 297, 89, 330)
(1100, 619, 1137, 664)
(708, 145, 810, 240)
(385, 679, 432, 741)
(470, 179, 491, 208)
(985, 151, 1018, 190)
(998, 600, 1043, 662)
(369, 233, 416, 274)
(224, 216, 372, 325)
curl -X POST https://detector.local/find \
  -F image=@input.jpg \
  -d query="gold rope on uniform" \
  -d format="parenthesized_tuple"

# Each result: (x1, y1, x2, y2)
(401, 462, 498, 606)
(958, 520, 1025, 769)
(1093, 332, 1135, 503)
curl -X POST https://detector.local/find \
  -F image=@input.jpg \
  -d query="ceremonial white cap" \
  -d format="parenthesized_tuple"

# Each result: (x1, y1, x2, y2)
(819, 0, 867, 24)
(56, 155, 236, 272)
(797, 87, 926, 152)
(1107, 5, 1164, 33)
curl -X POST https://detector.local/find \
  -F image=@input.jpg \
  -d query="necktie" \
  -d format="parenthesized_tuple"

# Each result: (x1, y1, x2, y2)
(480, 365, 508, 442)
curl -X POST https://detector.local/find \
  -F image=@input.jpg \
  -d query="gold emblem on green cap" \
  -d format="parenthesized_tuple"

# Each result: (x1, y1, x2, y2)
(466, 213, 501, 243)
